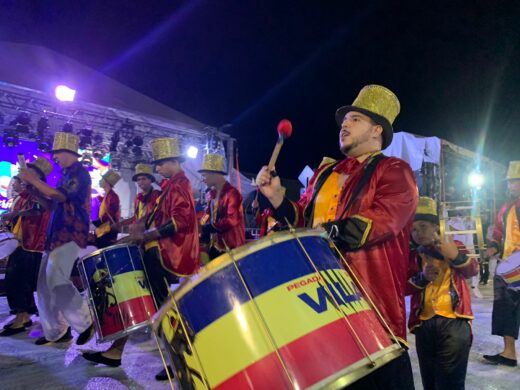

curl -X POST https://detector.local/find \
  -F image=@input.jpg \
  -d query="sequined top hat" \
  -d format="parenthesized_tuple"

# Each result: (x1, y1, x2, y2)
(132, 163, 156, 182)
(51, 132, 81, 156)
(101, 169, 121, 187)
(27, 157, 53, 180)
(335, 85, 400, 149)
(150, 137, 185, 164)
(197, 153, 227, 174)
(505, 161, 520, 181)
(414, 196, 439, 225)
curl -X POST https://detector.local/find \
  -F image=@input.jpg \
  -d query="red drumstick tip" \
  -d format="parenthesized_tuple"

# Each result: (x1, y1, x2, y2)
(277, 119, 293, 139)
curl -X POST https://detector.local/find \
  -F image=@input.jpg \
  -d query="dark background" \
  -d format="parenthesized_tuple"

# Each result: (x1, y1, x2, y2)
(1, 0, 519, 178)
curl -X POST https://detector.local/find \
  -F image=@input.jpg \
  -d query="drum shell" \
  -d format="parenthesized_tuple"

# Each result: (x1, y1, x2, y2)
(79, 244, 156, 342)
(154, 230, 401, 389)
(496, 252, 520, 290)
(0, 232, 19, 259)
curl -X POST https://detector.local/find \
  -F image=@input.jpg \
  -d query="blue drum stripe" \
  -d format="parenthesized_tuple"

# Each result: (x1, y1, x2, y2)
(179, 236, 341, 334)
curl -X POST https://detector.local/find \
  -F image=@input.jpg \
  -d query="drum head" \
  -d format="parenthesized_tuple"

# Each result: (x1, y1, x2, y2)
(0, 232, 18, 258)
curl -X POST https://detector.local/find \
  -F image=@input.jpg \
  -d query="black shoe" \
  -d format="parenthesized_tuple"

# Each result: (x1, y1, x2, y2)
(35, 327, 72, 345)
(82, 351, 121, 367)
(3, 320, 32, 329)
(155, 366, 174, 381)
(483, 354, 518, 367)
(0, 326, 26, 336)
(76, 324, 95, 345)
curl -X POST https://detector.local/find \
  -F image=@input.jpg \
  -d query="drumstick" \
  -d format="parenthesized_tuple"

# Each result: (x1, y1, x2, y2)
(267, 119, 293, 173)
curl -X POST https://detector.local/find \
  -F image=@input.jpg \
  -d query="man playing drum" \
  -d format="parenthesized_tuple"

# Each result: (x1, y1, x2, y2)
(92, 169, 121, 249)
(19, 132, 95, 346)
(0, 158, 52, 337)
(256, 85, 418, 389)
(83, 138, 200, 381)
(198, 152, 245, 261)
(483, 160, 520, 367)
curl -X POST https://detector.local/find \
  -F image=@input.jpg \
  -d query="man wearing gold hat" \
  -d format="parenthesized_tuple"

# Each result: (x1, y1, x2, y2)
(19, 132, 94, 346)
(0, 157, 52, 337)
(130, 163, 161, 224)
(407, 197, 478, 389)
(198, 153, 245, 260)
(83, 138, 199, 376)
(92, 169, 121, 248)
(483, 161, 520, 367)
(256, 85, 418, 388)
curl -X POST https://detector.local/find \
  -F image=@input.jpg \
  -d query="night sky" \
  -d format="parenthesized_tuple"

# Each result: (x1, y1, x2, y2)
(1, 1, 519, 178)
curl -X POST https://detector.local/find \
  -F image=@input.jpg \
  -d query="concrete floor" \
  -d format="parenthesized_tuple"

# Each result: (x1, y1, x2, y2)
(0, 283, 518, 389)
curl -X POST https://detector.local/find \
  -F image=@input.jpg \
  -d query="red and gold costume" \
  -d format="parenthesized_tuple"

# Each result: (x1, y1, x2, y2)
(202, 181, 245, 253)
(132, 189, 161, 222)
(273, 154, 418, 342)
(146, 171, 200, 276)
(12, 190, 51, 252)
(93, 189, 120, 248)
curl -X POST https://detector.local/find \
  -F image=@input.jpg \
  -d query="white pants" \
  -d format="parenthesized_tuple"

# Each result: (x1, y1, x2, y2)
(37, 242, 92, 341)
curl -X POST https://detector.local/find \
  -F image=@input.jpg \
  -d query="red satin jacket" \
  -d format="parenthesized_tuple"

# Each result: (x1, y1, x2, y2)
(275, 155, 418, 342)
(17, 190, 51, 252)
(204, 181, 246, 251)
(152, 171, 199, 276)
(133, 189, 161, 222)
(407, 242, 478, 331)
(98, 190, 120, 225)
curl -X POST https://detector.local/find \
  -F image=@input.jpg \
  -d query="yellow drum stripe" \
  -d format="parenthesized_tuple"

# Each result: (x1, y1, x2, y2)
(192, 268, 371, 387)
(112, 271, 152, 302)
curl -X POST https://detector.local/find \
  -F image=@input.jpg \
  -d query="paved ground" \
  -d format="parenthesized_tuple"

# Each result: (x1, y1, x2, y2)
(0, 282, 518, 389)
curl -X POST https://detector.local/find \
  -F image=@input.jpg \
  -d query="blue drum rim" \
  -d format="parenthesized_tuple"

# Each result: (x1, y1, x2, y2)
(79, 243, 141, 262)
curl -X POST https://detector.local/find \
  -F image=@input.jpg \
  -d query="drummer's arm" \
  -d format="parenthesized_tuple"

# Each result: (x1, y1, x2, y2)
(23, 177, 66, 203)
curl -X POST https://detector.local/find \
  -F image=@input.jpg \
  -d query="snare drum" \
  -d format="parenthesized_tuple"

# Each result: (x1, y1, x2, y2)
(496, 251, 520, 290)
(0, 231, 19, 259)
(79, 244, 157, 342)
(153, 230, 402, 389)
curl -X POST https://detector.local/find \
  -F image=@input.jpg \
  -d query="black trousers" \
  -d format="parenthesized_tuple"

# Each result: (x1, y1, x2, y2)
(346, 350, 415, 389)
(143, 247, 178, 309)
(492, 275, 520, 339)
(479, 259, 489, 284)
(415, 316, 472, 390)
(5, 247, 42, 314)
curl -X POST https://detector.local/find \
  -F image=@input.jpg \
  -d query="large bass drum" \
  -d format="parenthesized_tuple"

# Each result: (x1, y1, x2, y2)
(153, 230, 403, 389)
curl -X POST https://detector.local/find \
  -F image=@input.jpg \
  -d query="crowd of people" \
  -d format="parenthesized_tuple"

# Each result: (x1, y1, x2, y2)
(0, 84, 518, 389)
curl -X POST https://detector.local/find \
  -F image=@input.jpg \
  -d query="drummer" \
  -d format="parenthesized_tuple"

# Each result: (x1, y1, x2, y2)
(83, 138, 200, 380)
(18, 132, 95, 346)
(0, 158, 52, 337)
(128, 163, 161, 226)
(198, 153, 245, 261)
(92, 169, 121, 249)
(483, 161, 520, 367)
(256, 85, 418, 388)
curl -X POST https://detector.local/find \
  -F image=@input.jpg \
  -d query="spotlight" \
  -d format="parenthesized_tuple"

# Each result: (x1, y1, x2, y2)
(125, 140, 134, 148)
(3, 130, 19, 147)
(468, 172, 485, 189)
(62, 122, 74, 133)
(132, 145, 142, 156)
(110, 130, 120, 152)
(132, 135, 143, 146)
(37, 138, 52, 153)
(37, 116, 49, 138)
(15, 112, 31, 126)
(187, 146, 198, 159)
(93, 133, 103, 144)
(55, 85, 76, 102)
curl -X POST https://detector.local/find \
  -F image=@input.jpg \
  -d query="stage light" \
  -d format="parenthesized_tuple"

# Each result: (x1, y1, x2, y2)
(37, 138, 52, 153)
(93, 134, 103, 144)
(55, 85, 76, 102)
(110, 130, 120, 152)
(3, 129, 19, 147)
(187, 146, 198, 158)
(132, 135, 143, 146)
(132, 145, 142, 156)
(468, 172, 485, 188)
(15, 112, 31, 126)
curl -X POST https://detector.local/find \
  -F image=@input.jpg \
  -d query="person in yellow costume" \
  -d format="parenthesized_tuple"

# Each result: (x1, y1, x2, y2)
(483, 161, 520, 367)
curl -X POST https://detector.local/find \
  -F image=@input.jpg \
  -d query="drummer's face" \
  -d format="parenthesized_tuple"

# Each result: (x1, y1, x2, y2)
(136, 176, 152, 191)
(339, 111, 382, 156)
(412, 220, 439, 246)
(155, 160, 178, 178)
(201, 172, 215, 186)
(508, 179, 520, 198)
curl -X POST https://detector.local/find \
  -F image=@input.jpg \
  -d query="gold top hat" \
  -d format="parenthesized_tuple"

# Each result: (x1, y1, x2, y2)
(27, 157, 53, 179)
(51, 132, 80, 156)
(415, 196, 439, 224)
(198, 153, 226, 174)
(132, 163, 156, 182)
(101, 169, 121, 187)
(151, 137, 184, 163)
(335, 85, 400, 149)
(505, 161, 520, 180)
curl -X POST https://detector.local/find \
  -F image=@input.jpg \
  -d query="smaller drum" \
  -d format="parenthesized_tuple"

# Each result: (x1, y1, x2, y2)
(78, 244, 157, 342)
(496, 252, 520, 290)
(0, 231, 19, 259)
